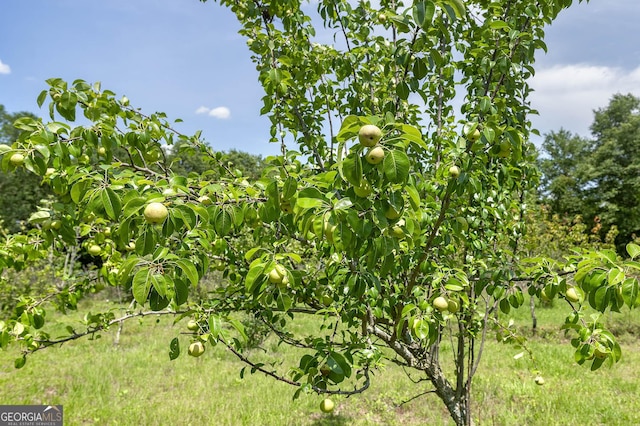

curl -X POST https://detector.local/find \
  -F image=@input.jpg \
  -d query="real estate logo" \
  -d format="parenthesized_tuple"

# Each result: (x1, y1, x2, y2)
(0, 405, 63, 426)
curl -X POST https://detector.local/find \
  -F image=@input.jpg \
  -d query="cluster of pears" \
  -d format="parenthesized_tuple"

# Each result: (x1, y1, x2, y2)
(432, 295, 459, 314)
(358, 124, 384, 164)
(349, 124, 384, 199)
(358, 124, 385, 165)
(186, 320, 206, 357)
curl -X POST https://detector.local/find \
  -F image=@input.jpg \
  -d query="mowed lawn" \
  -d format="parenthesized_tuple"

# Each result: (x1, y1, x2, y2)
(1, 297, 639, 425)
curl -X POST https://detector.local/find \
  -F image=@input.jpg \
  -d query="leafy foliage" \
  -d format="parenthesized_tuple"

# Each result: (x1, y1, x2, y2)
(3, 2, 637, 426)
(537, 129, 591, 218)
(0, 105, 53, 233)
(538, 94, 640, 253)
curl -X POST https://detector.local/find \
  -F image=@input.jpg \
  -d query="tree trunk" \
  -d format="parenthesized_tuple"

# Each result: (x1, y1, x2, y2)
(428, 361, 470, 425)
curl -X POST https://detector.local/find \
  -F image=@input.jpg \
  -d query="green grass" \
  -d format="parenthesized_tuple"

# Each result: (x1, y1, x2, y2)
(1, 297, 639, 425)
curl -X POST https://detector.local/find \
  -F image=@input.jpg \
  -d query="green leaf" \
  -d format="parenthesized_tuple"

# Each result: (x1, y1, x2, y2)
(489, 20, 510, 30)
(413, 58, 428, 80)
(297, 197, 325, 209)
(326, 352, 352, 383)
(15, 356, 26, 369)
(245, 247, 264, 262)
(499, 298, 511, 314)
(607, 268, 624, 286)
(118, 256, 139, 286)
(175, 259, 199, 287)
(214, 208, 233, 236)
(395, 82, 410, 100)
(282, 176, 297, 200)
(101, 187, 122, 220)
(621, 278, 639, 308)
(400, 124, 427, 150)
(227, 318, 248, 343)
(28, 211, 51, 223)
(444, 0, 465, 19)
(245, 264, 266, 292)
(590, 355, 605, 371)
(334, 198, 353, 210)
(413, 319, 430, 339)
(276, 292, 293, 312)
(208, 315, 223, 339)
(336, 115, 363, 142)
(412, 1, 435, 29)
(70, 180, 90, 204)
(169, 337, 180, 360)
(149, 290, 170, 311)
(626, 243, 640, 259)
(122, 196, 146, 219)
(405, 184, 421, 211)
(151, 273, 168, 298)
(383, 150, 410, 183)
(283, 252, 302, 263)
(174, 278, 189, 305)
(340, 154, 363, 187)
(136, 228, 155, 256)
(132, 268, 151, 305)
(0, 330, 9, 349)
(37, 90, 48, 107)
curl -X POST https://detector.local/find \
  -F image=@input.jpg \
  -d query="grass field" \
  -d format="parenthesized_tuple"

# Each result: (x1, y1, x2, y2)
(1, 296, 639, 425)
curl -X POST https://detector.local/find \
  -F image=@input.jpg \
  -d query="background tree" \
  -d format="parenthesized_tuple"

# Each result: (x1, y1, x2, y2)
(2, 2, 638, 426)
(587, 93, 640, 252)
(537, 129, 591, 218)
(0, 105, 51, 233)
(168, 143, 265, 179)
(538, 94, 640, 253)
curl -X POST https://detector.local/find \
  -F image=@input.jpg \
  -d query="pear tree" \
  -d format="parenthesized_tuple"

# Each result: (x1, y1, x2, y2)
(3, 1, 639, 425)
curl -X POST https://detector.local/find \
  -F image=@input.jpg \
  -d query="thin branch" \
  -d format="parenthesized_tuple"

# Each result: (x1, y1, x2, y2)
(28, 308, 188, 354)
(221, 336, 371, 396)
(395, 389, 437, 408)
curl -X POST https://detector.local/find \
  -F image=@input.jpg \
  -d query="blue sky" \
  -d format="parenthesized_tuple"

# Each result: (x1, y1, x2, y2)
(1, 0, 639, 156)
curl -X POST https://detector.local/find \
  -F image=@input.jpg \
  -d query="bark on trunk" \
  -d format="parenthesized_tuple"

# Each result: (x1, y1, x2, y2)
(427, 358, 470, 425)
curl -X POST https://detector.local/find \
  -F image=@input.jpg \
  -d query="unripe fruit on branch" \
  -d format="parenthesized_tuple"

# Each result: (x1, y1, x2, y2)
(280, 200, 294, 214)
(320, 398, 335, 413)
(198, 195, 213, 205)
(144, 202, 169, 224)
(433, 296, 449, 312)
(365, 146, 385, 164)
(10, 153, 25, 166)
(464, 124, 481, 142)
(385, 205, 402, 220)
(353, 180, 372, 198)
(188, 341, 205, 357)
(358, 124, 382, 147)
(565, 287, 580, 303)
(449, 165, 460, 178)
(187, 320, 199, 331)
(268, 264, 287, 284)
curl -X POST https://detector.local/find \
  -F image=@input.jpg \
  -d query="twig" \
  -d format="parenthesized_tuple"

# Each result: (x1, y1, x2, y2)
(395, 389, 437, 408)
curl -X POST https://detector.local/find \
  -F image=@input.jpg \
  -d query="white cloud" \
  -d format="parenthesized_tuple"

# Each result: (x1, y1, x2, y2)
(195, 105, 231, 119)
(208, 106, 231, 119)
(0, 59, 10, 74)
(529, 64, 640, 138)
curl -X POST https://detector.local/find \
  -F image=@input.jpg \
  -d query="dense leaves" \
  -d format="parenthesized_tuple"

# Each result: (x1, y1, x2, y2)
(0, 105, 52, 233)
(539, 94, 640, 253)
(3, 2, 635, 426)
